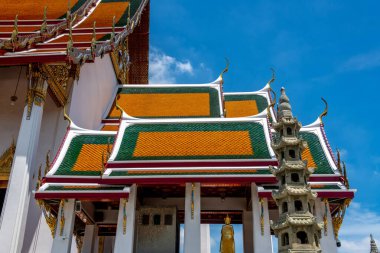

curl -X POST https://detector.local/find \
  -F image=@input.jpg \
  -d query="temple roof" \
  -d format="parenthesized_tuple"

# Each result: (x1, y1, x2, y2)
(36, 80, 354, 201)
(104, 84, 224, 120)
(0, 0, 148, 65)
(101, 83, 272, 126)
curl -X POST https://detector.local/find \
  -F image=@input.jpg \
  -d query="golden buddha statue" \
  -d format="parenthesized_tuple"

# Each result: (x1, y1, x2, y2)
(220, 214, 235, 253)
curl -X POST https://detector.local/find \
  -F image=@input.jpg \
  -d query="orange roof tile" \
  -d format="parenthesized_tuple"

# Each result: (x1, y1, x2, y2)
(2, 0, 79, 19)
(76, 1, 129, 28)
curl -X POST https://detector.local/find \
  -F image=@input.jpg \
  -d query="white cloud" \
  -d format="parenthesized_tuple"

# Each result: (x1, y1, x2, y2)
(176, 61, 193, 74)
(340, 50, 380, 71)
(338, 202, 380, 253)
(149, 47, 194, 84)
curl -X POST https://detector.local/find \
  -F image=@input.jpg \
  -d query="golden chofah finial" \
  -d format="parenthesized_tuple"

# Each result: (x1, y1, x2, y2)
(342, 161, 350, 189)
(267, 87, 277, 117)
(219, 58, 230, 84)
(66, 0, 72, 22)
(267, 68, 276, 87)
(63, 104, 73, 127)
(91, 21, 97, 54)
(319, 97, 328, 122)
(107, 136, 112, 157)
(11, 15, 19, 45)
(36, 164, 42, 190)
(336, 149, 343, 174)
(111, 16, 116, 42)
(101, 151, 105, 173)
(115, 94, 125, 119)
(127, 2, 131, 26)
(45, 150, 51, 175)
(41, 6, 48, 33)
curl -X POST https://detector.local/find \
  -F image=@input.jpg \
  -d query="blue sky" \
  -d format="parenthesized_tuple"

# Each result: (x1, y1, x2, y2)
(149, 1, 380, 252)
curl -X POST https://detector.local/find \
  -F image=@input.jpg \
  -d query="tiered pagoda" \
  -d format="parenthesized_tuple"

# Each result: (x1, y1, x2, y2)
(270, 88, 322, 252)
(0, 0, 355, 253)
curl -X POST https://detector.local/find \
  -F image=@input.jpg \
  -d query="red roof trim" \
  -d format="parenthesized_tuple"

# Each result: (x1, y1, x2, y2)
(106, 160, 279, 169)
(35, 192, 128, 200)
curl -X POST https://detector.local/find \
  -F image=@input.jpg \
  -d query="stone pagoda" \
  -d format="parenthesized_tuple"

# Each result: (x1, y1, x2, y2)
(371, 234, 379, 253)
(270, 87, 323, 252)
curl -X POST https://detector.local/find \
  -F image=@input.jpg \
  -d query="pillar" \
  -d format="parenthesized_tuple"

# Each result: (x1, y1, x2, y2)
(243, 210, 254, 253)
(251, 183, 272, 253)
(315, 198, 337, 253)
(201, 224, 211, 253)
(114, 184, 137, 253)
(184, 182, 201, 253)
(51, 199, 76, 253)
(0, 72, 47, 253)
(82, 225, 96, 253)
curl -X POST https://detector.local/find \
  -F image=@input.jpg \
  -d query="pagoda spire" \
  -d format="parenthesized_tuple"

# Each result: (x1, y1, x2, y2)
(371, 234, 379, 253)
(270, 87, 323, 253)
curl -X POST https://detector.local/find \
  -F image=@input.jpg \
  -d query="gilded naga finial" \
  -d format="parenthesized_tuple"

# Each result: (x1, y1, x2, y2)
(267, 87, 277, 118)
(67, 19, 74, 54)
(127, 3, 131, 26)
(219, 58, 230, 84)
(319, 97, 328, 122)
(115, 94, 125, 119)
(41, 6, 48, 33)
(220, 214, 235, 253)
(111, 16, 116, 42)
(11, 15, 19, 47)
(342, 161, 350, 189)
(336, 149, 343, 174)
(91, 21, 97, 55)
(267, 68, 276, 87)
(63, 104, 73, 127)
(67, 0, 71, 21)
(45, 150, 51, 175)
(36, 164, 42, 190)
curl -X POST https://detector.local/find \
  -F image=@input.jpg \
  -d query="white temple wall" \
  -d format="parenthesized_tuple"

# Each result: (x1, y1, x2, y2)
(22, 93, 64, 253)
(0, 66, 28, 152)
(14, 54, 117, 253)
(69, 54, 118, 130)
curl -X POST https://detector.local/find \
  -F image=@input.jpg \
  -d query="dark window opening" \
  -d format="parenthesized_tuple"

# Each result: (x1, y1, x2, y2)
(153, 214, 161, 225)
(297, 231, 308, 244)
(291, 173, 300, 182)
(295, 200, 303, 211)
(142, 214, 150, 225)
(282, 233, 289, 246)
(282, 202, 288, 213)
(289, 149, 296, 159)
(164, 214, 173, 225)
(281, 151, 285, 160)
(281, 175, 286, 184)
(287, 127, 292, 136)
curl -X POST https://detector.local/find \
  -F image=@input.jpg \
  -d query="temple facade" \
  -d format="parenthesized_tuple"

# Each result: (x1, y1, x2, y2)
(0, 1, 355, 253)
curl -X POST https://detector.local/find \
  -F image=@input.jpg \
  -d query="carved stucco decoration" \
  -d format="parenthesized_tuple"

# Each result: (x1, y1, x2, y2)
(42, 64, 81, 107)
(110, 38, 130, 84)
(25, 64, 48, 119)
(0, 140, 16, 188)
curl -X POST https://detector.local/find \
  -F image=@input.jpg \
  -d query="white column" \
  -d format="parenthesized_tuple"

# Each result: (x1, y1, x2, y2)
(243, 210, 254, 253)
(52, 199, 76, 253)
(251, 183, 272, 253)
(82, 225, 96, 253)
(315, 198, 337, 253)
(114, 184, 137, 253)
(201, 224, 211, 253)
(184, 182, 201, 253)
(0, 82, 47, 253)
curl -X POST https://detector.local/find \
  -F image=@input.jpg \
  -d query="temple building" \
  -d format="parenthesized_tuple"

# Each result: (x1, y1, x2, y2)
(0, 0, 355, 253)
